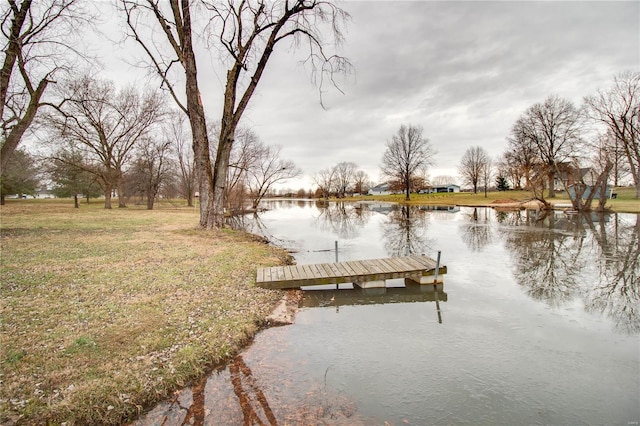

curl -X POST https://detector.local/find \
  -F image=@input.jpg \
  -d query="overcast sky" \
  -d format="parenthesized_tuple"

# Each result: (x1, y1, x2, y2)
(101, 1, 639, 190)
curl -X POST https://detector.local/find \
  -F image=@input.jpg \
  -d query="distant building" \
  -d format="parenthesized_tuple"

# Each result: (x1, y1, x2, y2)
(418, 184, 460, 194)
(368, 183, 393, 196)
(35, 189, 56, 199)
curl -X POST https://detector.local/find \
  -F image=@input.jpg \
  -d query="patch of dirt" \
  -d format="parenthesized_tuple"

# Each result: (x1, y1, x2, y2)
(491, 199, 519, 204)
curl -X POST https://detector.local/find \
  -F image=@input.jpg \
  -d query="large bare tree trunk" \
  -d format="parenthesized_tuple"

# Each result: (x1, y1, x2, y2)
(104, 183, 113, 209)
(212, 131, 234, 228)
(547, 169, 556, 198)
(179, 0, 215, 228)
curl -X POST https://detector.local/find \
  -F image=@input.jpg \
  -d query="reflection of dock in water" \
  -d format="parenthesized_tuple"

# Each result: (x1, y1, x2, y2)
(300, 284, 448, 308)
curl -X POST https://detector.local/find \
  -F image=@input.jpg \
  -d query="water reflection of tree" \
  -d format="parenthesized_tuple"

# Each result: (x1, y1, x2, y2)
(582, 214, 640, 334)
(503, 210, 585, 307)
(503, 210, 640, 333)
(229, 355, 278, 425)
(381, 205, 433, 256)
(314, 202, 371, 239)
(459, 207, 494, 252)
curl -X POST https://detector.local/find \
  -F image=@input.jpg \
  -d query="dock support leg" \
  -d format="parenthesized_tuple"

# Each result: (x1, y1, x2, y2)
(405, 278, 444, 291)
(353, 280, 386, 289)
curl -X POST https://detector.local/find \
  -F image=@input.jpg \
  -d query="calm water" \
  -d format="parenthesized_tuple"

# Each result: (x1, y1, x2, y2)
(137, 200, 639, 425)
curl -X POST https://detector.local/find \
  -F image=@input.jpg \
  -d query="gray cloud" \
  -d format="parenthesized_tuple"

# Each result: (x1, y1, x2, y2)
(97, 1, 638, 188)
(240, 1, 638, 187)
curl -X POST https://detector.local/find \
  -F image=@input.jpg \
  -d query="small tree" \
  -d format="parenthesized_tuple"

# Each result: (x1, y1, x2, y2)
(496, 176, 510, 191)
(128, 137, 174, 210)
(313, 168, 335, 199)
(458, 146, 489, 194)
(381, 124, 435, 201)
(353, 170, 371, 194)
(49, 149, 101, 207)
(169, 112, 196, 206)
(0, 148, 39, 204)
(247, 145, 301, 210)
(481, 157, 493, 197)
(333, 161, 357, 198)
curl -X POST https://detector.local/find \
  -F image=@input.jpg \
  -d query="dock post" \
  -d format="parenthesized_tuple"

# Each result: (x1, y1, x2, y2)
(434, 251, 442, 324)
(335, 241, 339, 289)
(433, 250, 441, 284)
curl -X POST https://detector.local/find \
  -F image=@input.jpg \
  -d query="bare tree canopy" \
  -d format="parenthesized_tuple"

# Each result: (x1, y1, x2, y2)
(505, 117, 540, 190)
(128, 137, 174, 210)
(513, 95, 583, 198)
(246, 145, 301, 210)
(0, 0, 92, 174)
(353, 169, 371, 194)
(121, 0, 351, 229)
(458, 146, 489, 194)
(380, 124, 435, 201)
(169, 112, 196, 206)
(46, 76, 165, 209)
(584, 71, 640, 198)
(333, 161, 357, 198)
(313, 167, 334, 199)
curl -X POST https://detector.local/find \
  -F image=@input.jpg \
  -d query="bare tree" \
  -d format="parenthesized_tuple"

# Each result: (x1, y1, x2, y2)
(505, 117, 540, 189)
(0, 0, 92, 174)
(517, 95, 584, 198)
(584, 71, 640, 198)
(129, 137, 174, 209)
(225, 127, 262, 212)
(121, 0, 351, 229)
(46, 76, 165, 208)
(247, 145, 301, 210)
(481, 156, 493, 197)
(353, 170, 371, 194)
(169, 112, 196, 206)
(313, 167, 335, 199)
(333, 161, 357, 198)
(458, 146, 489, 194)
(593, 131, 630, 188)
(381, 124, 435, 201)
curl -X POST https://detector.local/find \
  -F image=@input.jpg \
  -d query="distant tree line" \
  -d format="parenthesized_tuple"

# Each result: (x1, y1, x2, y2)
(313, 161, 372, 199)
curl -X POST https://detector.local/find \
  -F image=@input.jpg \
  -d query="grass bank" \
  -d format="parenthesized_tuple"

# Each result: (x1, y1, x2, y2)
(351, 187, 640, 213)
(0, 199, 288, 425)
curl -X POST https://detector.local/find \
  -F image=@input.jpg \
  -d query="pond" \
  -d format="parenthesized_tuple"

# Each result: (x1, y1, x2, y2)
(136, 200, 639, 425)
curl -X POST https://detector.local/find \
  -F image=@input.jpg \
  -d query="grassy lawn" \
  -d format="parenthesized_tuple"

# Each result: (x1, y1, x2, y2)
(352, 186, 640, 213)
(0, 199, 288, 425)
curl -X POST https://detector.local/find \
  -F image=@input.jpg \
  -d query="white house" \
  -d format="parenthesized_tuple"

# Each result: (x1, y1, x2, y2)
(419, 184, 460, 194)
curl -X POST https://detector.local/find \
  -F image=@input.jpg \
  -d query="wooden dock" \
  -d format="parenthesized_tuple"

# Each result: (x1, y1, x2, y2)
(256, 255, 447, 289)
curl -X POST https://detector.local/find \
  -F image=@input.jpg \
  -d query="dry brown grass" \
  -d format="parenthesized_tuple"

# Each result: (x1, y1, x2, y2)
(0, 200, 287, 424)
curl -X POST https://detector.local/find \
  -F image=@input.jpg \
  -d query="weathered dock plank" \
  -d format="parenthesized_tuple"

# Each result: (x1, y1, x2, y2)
(256, 255, 447, 290)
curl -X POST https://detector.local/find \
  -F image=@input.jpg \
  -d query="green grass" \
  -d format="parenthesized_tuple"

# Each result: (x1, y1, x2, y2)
(0, 199, 289, 425)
